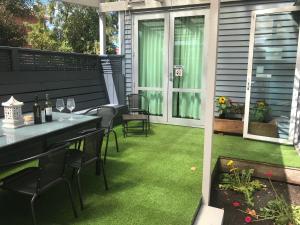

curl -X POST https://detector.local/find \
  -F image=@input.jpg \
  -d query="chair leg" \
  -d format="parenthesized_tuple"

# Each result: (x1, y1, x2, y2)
(76, 170, 84, 210)
(71, 168, 76, 180)
(122, 122, 127, 138)
(112, 130, 119, 152)
(30, 194, 38, 225)
(148, 117, 150, 131)
(104, 133, 110, 164)
(63, 178, 78, 218)
(100, 159, 108, 191)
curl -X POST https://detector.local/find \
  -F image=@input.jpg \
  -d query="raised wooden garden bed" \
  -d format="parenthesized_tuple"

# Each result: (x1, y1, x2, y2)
(214, 118, 243, 135)
(210, 157, 300, 225)
(248, 120, 278, 138)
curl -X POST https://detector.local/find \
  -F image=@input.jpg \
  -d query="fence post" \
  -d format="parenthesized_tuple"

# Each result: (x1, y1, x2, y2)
(11, 48, 20, 72)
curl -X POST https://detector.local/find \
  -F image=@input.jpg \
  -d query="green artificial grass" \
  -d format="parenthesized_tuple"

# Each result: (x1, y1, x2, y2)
(0, 124, 299, 225)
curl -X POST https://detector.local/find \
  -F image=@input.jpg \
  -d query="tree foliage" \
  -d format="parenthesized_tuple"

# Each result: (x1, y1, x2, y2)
(26, 0, 118, 54)
(0, 0, 118, 54)
(0, 0, 33, 46)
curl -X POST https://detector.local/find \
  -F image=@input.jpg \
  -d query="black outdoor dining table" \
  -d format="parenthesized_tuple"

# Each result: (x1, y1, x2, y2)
(0, 112, 101, 171)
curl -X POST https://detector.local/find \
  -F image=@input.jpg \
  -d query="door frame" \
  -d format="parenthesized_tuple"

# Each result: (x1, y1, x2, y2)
(133, 12, 169, 124)
(167, 9, 209, 127)
(132, 9, 209, 127)
(243, 5, 300, 144)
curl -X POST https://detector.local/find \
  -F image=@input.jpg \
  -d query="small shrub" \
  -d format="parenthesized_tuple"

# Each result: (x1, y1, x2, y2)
(258, 173, 300, 225)
(219, 160, 265, 206)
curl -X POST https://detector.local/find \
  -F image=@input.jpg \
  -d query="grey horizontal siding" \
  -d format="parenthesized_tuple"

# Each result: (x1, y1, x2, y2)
(124, 12, 133, 96)
(216, 0, 294, 105)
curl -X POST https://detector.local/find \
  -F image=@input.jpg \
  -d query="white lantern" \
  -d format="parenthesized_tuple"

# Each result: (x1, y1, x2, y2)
(2, 96, 24, 128)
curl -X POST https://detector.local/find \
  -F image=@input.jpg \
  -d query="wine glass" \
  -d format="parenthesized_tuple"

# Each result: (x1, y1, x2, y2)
(56, 99, 65, 121)
(67, 98, 76, 120)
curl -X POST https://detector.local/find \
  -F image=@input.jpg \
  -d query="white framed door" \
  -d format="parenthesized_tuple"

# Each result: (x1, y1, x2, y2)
(244, 6, 300, 144)
(133, 13, 169, 124)
(133, 9, 209, 127)
(168, 10, 209, 127)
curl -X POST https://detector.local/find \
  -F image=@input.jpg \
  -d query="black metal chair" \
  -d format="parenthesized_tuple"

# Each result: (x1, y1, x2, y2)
(63, 128, 108, 210)
(0, 143, 77, 225)
(83, 106, 119, 164)
(122, 94, 150, 137)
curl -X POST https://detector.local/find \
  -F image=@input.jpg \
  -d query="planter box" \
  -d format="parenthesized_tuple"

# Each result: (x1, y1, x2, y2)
(248, 120, 278, 138)
(210, 157, 300, 225)
(214, 118, 243, 135)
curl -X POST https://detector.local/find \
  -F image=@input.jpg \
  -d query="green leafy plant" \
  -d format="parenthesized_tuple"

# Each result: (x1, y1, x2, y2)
(250, 100, 271, 122)
(216, 96, 244, 119)
(230, 103, 244, 115)
(257, 173, 300, 225)
(219, 160, 265, 206)
(216, 96, 231, 118)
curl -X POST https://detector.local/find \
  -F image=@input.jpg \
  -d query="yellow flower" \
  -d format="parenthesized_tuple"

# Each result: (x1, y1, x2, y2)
(218, 96, 226, 104)
(230, 168, 237, 172)
(227, 160, 234, 167)
(258, 102, 265, 108)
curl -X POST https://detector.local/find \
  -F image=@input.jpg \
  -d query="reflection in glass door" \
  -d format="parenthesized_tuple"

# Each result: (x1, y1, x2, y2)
(244, 9, 300, 144)
(168, 11, 208, 126)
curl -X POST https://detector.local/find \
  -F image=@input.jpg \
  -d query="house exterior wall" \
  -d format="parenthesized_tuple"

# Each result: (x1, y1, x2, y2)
(217, 0, 294, 107)
(124, 0, 294, 101)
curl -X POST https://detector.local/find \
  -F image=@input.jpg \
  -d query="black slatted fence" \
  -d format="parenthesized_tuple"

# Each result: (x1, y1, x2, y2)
(0, 47, 125, 117)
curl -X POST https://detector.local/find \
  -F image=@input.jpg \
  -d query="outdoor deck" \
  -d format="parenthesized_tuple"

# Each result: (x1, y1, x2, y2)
(0, 124, 299, 225)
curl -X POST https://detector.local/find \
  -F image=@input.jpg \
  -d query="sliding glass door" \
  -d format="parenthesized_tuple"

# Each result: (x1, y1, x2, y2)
(133, 10, 208, 126)
(244, 7, 300, 144)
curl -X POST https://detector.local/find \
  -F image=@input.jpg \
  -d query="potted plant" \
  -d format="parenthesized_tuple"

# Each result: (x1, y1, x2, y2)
(248, 100, 277, 138)
(216, 96, 231, 119)
(214, 96, 244, 135)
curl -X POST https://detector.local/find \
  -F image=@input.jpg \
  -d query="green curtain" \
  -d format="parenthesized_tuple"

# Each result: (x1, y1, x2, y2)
(138, 19, 164, 116)
(172, 16, 204, 120)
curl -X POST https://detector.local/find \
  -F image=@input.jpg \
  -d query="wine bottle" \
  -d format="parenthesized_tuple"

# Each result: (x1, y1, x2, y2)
(44, 94, 53, 122)
(33, 96, 42, 124)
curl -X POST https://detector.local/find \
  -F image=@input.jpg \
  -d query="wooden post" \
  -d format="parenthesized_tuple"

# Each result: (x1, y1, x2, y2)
(201, 0, 220, 206)
(99, 0, 106, 55)
(118, 11, 125, 55)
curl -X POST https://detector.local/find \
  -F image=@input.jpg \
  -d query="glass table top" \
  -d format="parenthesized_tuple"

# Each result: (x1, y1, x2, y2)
(0, 112, 98, 148)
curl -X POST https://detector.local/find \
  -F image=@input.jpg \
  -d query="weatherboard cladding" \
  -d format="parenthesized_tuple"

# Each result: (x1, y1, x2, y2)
(123, 0, 296, 116)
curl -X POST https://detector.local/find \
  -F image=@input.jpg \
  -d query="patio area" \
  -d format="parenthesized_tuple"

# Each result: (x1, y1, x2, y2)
(1, 0, 300, 224)
(0, 124, 299, 225)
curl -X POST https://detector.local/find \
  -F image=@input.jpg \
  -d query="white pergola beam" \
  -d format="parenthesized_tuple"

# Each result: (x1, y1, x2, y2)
(62, 0, 99, 8)
(100, 1, 128, 12)
(201, 0, 220, 205)
(62, 0, 241, 12)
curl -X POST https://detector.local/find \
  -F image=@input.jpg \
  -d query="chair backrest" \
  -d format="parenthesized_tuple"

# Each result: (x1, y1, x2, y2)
(97, 107, 116, 130)
(81, 129, 105, 163)
(83, 106, 116, 130)
(127, 94, 149, 113)
(62, 128, 105, 165)
(37, 143, 70, 191)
